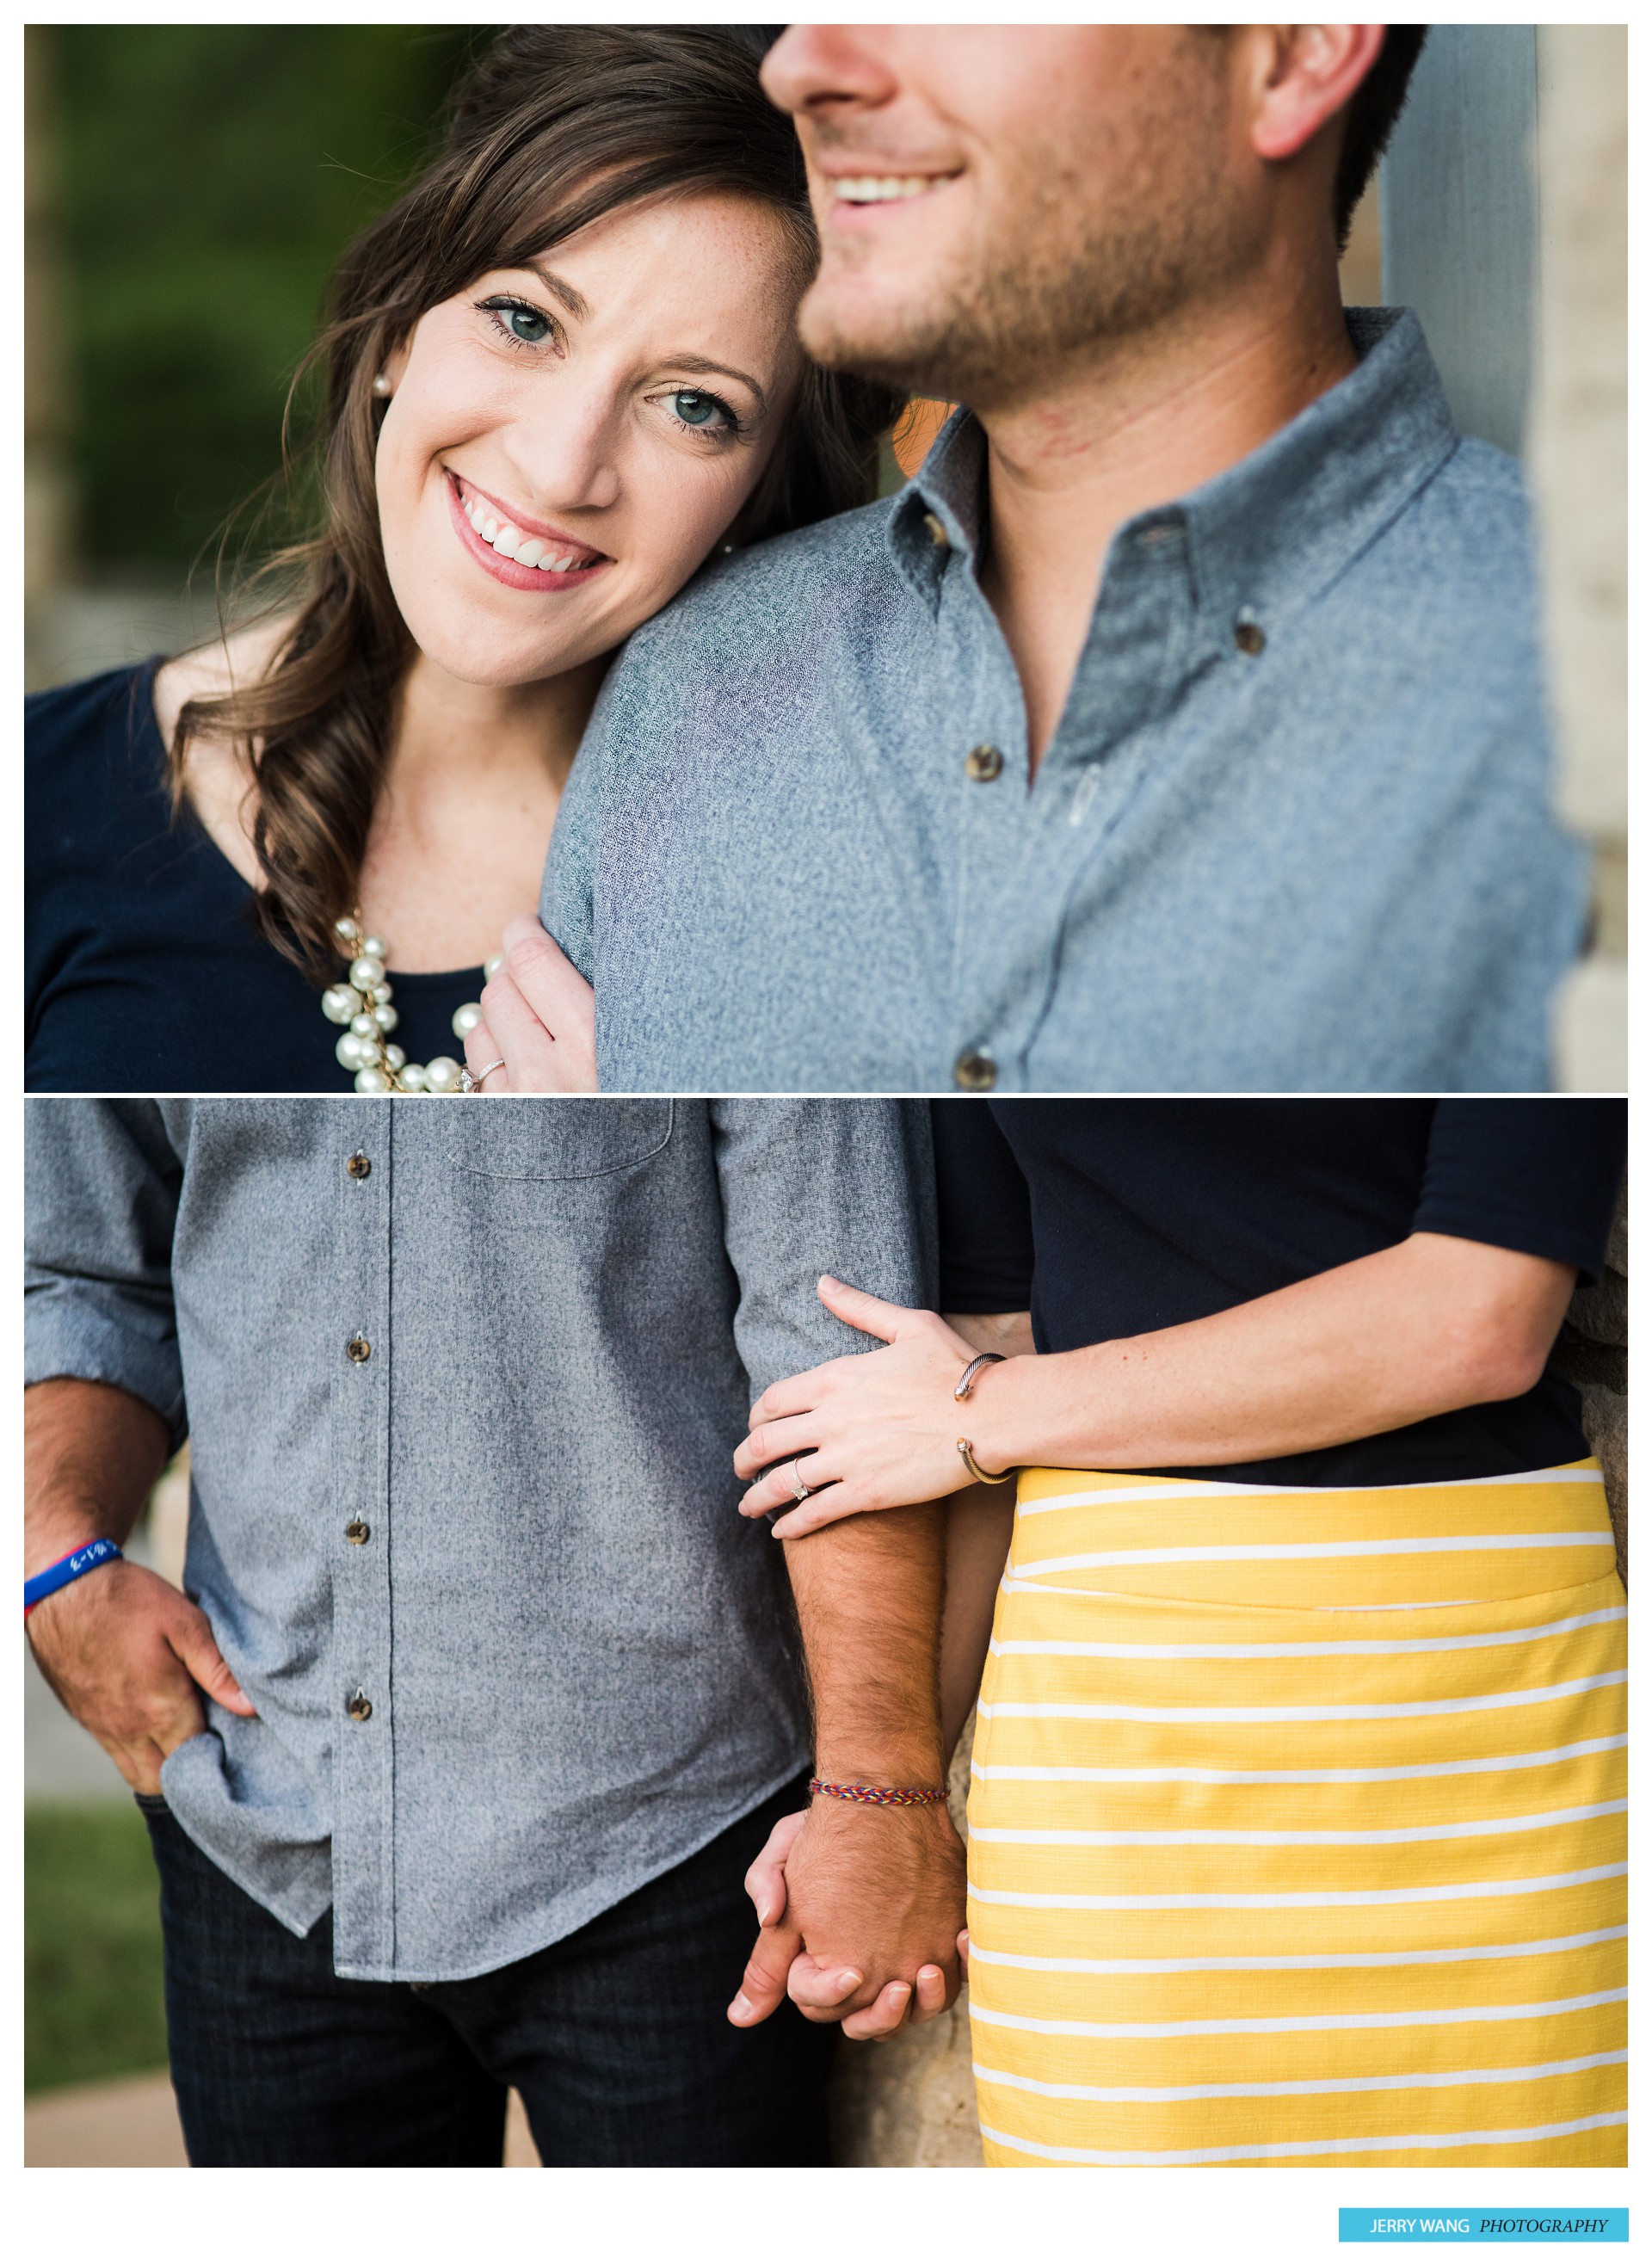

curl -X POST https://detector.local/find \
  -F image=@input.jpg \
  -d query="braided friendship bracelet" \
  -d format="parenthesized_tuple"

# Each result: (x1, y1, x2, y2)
(809, 1778, 947, 1809)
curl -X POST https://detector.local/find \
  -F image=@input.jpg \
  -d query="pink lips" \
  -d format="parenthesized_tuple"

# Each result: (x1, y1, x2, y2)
(444, 472, 613, 595)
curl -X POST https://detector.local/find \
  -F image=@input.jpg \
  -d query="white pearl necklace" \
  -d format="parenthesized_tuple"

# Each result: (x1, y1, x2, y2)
(320, 913, 499, 1093)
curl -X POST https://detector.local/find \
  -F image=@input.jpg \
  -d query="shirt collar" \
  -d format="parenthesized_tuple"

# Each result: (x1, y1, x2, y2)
(885, 308, 1461, 634)
(1178, 307, 1460, 639)
(886, 408, 987, 614)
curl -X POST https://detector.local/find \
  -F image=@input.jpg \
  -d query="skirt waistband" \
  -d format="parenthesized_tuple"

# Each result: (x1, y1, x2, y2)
(1008, 1460, 1615, 1612)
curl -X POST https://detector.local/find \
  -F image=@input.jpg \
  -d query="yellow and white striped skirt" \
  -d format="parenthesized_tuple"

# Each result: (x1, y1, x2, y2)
(966, 1459, 1626, 2168)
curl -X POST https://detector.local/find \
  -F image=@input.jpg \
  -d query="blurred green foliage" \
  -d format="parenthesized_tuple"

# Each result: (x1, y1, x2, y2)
(52, 25, 479, 574)
(26, 1801, 169, 2093)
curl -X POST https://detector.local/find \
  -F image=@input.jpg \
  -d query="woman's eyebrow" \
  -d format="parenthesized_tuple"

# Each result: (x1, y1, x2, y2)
(523, 262, 593, 321)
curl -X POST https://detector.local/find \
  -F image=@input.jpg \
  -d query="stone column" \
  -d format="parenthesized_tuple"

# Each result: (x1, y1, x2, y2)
(1380, 26, 1538, 457)
(1529, 28, 1628, 1091)
(1382, 27, 1625, 1088)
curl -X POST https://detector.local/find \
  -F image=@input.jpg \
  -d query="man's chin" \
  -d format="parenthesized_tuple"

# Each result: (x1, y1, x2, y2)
(798, 290, 961, 399)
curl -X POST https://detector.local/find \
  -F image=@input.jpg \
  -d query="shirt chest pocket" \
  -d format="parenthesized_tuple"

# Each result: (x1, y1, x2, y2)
(444, 1098, 674, 1181)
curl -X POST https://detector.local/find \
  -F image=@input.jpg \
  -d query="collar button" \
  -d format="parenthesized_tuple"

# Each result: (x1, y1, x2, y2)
(964, 743, 1003, 782)
(922, 510, 949, 552)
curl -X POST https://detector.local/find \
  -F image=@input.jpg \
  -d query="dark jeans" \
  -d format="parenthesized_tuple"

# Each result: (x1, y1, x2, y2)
(139, 1777, 835, 2167)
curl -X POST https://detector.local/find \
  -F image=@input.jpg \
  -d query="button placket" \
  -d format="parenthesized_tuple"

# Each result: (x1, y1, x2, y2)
(940, 570, 1049, 1085)
(330, 1106, 397, 1971)
(958, 522, 1198, 1085)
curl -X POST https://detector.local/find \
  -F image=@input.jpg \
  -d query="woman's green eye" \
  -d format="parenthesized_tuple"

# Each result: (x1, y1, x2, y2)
(673, 390, 721, 428)
(479, 297, 552, 345)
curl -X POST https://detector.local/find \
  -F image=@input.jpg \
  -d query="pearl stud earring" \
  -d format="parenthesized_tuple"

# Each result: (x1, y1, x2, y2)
(372, 373, 392, 398)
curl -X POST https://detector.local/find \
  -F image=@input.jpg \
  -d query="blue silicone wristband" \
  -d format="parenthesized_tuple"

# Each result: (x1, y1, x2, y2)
(24, 1538, 123, 1616)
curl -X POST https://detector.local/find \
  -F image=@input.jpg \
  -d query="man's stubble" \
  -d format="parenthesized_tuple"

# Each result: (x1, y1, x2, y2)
(798, 43, 1256, 415)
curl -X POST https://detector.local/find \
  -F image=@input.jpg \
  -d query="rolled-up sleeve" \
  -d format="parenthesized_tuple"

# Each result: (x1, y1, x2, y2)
(711, 1099, 937, 1403)
(25, 1098, 188, 1447)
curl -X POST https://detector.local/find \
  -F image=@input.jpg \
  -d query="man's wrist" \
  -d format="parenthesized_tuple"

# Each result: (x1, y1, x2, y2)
(811, 1743, 946, 1791)
(24, 1506, 120, 1581)
(25, 1537, 125, 1619)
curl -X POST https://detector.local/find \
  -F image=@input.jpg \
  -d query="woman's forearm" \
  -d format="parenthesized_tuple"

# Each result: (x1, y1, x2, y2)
(940, 1487, 1016, 1756)
(965, 1231, 1577, 1476)
(938, 1310, 1032, 1755)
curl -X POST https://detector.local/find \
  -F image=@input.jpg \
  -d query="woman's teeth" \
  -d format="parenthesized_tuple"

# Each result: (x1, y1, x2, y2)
(460, 489, 596, 572)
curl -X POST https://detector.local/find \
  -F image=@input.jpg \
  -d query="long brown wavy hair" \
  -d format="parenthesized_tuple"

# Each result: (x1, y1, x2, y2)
(175, 26, 901, 979)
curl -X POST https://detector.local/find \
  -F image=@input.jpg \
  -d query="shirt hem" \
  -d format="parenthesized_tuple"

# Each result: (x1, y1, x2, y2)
(328, 1751, 814, 1985)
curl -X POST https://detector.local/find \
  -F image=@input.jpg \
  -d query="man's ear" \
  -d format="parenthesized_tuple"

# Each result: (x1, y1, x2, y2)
(1244, 24, 1388, 166)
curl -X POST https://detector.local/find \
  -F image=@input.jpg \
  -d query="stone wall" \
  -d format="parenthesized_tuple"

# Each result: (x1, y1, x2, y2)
(1555, 1181, 1629, 1581)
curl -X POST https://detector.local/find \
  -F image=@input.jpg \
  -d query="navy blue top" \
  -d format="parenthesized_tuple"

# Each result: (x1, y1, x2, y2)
(934, 1097, 1625, 1486)
(26, 663, 484, 1093)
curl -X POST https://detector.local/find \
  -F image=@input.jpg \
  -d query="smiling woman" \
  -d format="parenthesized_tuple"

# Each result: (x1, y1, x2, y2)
(370, 187, 811, 708)
(25, 25, 900, 1094)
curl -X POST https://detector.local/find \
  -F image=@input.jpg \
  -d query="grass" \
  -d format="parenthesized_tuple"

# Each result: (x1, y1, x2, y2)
(25, 1800, 170, 2095)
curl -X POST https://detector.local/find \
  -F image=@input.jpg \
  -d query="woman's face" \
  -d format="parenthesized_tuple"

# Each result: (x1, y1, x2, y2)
(375, 191, 807, 688)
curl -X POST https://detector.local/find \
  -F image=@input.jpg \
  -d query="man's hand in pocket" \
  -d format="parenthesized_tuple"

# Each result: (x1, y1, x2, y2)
(28, 1558, 255, 1795)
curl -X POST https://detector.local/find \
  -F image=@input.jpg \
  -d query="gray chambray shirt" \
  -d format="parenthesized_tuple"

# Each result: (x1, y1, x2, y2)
(544, 309, 1587, 1094)
(24, 1097, 936, 1982)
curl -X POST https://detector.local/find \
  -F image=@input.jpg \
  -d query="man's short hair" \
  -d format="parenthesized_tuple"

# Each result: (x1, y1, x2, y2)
(1335, 26, 1428, 248)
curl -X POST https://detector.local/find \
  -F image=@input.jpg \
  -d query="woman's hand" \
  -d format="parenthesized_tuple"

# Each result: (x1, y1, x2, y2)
(733, 1277, 1010, 1537)
(463, 915, 597, 1093)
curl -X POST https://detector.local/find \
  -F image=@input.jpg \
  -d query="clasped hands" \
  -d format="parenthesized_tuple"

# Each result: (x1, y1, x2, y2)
(729, 1796, 968, 2041)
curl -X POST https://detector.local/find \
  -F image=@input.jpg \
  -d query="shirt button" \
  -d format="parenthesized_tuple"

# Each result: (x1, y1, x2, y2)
(346, 1690, 373, 1723)
(922, 510, 949, 551)
(346, 1335, 372, 1364)
(344, 1520, 370, 1545)
(953, 1049, 997, 1092)
(1233, 619, 1266, 656)
(964, 743, 1003, 782)
(346, 1152, 372, 1181)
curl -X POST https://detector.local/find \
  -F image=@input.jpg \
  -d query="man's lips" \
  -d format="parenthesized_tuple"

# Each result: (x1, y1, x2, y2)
(444, 472, 613, 595)
(817, 165, 964, 226)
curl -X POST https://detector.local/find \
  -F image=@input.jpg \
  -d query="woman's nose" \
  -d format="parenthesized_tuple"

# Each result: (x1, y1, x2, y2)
(504, 388, 622, 517)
